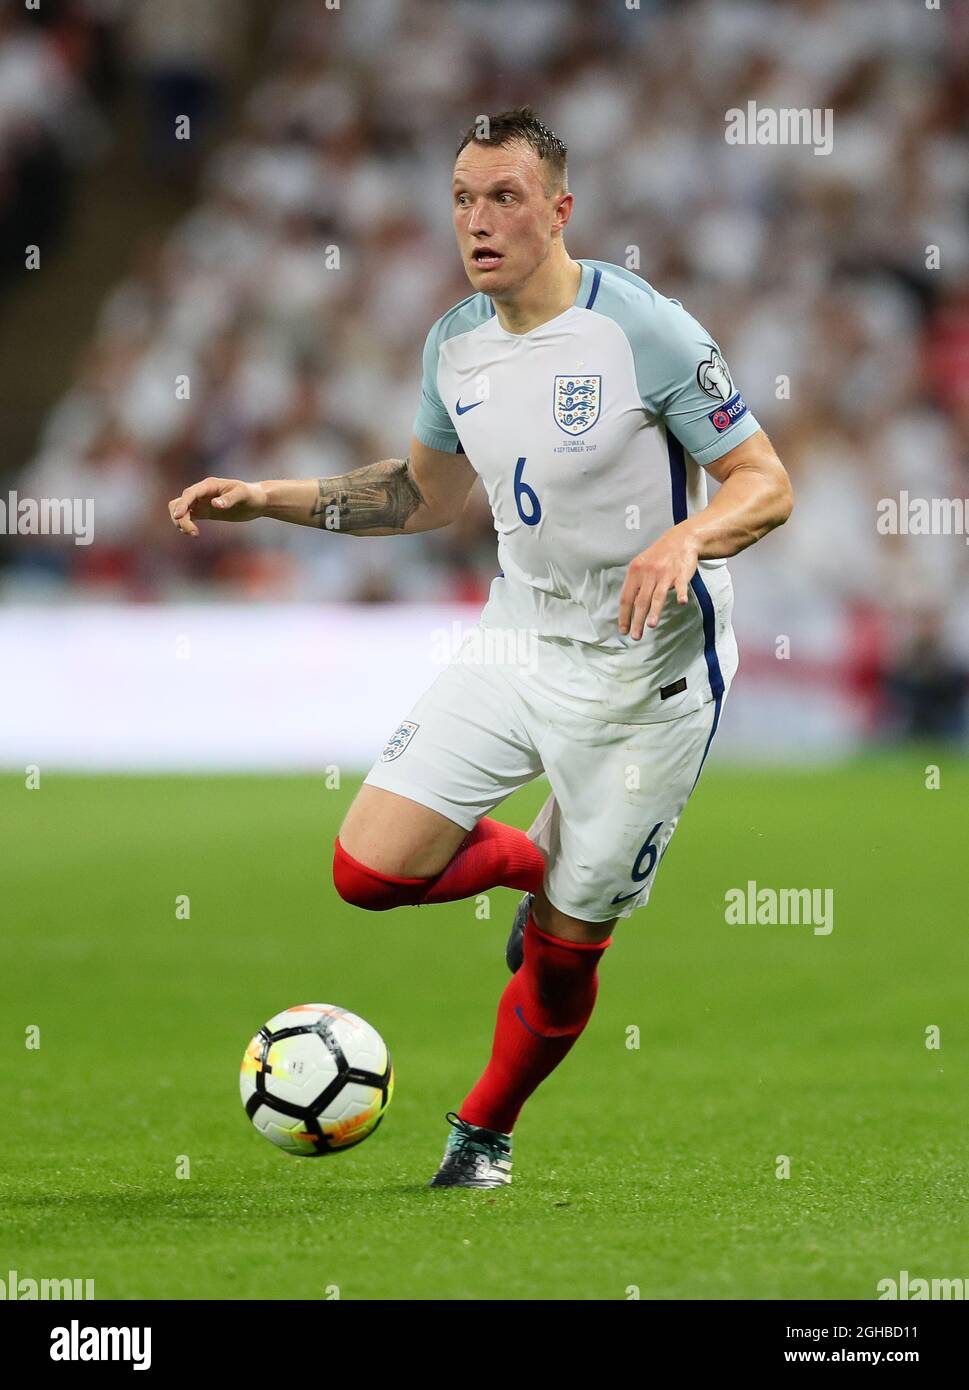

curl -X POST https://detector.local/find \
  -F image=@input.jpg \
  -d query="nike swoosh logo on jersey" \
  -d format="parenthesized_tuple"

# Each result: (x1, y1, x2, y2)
(455, 398, 484, 415)
(610, 887, 646, 905)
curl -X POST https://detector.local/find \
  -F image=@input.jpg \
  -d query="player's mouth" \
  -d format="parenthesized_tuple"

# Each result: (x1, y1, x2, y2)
(470, 247, 503, 271)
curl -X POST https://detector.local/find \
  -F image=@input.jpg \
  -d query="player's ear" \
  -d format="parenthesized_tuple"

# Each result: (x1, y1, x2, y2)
(552, 191, 574, 233)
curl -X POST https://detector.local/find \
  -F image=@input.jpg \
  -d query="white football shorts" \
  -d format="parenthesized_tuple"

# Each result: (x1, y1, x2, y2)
(363, 623, 733, 923)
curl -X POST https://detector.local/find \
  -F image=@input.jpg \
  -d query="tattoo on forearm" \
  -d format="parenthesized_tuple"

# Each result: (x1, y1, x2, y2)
(312, 457, 424, 532)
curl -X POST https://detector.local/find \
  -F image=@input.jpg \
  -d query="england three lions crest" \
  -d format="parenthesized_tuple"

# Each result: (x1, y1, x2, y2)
(553, 375, 601, 435)
(379, 720, 419, 762)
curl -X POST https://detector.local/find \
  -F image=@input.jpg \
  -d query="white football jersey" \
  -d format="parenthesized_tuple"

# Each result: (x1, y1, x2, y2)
(413, 259, 760, 723)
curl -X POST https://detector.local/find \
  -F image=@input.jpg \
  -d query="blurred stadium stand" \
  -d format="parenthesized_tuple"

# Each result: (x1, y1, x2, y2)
(1, 0, 968, 764)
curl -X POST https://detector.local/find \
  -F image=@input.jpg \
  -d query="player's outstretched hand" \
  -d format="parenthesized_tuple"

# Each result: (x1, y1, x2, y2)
(168, 478, 267, 536)
(618, 525, 700, 640)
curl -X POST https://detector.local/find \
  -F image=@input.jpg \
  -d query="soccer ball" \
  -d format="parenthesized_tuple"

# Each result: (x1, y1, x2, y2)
(240, 1003, 393, 1157)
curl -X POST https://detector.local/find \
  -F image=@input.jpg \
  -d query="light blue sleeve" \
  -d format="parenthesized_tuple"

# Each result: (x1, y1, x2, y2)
(412, 317, 461, 455)
(637, 294, 760, 465)
(590, 265, 761, 465)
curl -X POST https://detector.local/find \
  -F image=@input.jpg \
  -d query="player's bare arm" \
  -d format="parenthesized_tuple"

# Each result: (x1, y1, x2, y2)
(168, 436, 477, 538)
(618, 429, 793, 640)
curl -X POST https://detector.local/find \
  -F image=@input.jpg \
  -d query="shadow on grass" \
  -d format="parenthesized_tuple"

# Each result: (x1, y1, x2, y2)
(3, 1179, 503, 1221)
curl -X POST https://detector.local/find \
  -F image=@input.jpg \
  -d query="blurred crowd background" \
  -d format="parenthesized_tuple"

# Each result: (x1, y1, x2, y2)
(2, 0, 968, 741)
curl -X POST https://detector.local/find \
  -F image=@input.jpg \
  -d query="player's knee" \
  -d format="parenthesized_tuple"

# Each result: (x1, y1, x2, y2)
(332, 837, 428, 911)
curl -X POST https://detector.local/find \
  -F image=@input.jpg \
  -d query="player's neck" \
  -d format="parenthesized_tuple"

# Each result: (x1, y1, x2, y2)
(492, 252, 582, 336)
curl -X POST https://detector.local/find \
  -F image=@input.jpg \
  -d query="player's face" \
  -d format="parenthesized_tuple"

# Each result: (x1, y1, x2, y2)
(452, 141, 565, 297)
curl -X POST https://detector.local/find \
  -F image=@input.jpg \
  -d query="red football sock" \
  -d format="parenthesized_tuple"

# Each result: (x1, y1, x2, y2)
(420, 817, 545, 903)
(332, 818, 544, 912)
(459, 915, 611, 1134)
(333, 838, 428, 910)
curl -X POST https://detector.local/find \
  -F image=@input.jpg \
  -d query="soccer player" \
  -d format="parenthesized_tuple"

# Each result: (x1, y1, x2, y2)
(169, 108, 793, 1189)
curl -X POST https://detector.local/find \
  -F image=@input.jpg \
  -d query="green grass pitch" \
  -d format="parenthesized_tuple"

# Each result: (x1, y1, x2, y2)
(1, 758, 966, 1300)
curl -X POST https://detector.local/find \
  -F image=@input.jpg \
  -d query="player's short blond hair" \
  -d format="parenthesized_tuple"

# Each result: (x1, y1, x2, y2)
(455, 107, 568, 197)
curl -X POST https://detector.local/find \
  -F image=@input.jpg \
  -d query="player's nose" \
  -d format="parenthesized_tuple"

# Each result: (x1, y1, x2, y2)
(467, 201, 492, 237)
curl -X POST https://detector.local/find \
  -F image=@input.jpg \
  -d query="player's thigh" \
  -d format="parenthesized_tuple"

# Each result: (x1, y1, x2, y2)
(347, 648, 543, 877)
(339, 785, 468, 878)
(532, 699, 721, 924)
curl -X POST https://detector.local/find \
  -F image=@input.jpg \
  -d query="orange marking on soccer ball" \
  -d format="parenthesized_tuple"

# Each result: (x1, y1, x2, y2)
(329, 1106, 378, 1144)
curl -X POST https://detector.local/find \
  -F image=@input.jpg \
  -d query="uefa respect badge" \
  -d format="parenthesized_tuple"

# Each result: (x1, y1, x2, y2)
(709, 391, 749, 433)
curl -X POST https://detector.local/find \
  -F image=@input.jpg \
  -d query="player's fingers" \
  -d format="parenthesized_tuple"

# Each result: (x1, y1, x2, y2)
(171, 477, 232, 534)
(617, 568, 642, 635)
(674, 568, 691, 606)
(211, 483, 247, 512)
(178, 477, 227, 515)
(168, 497, 198, 536)
(644, 573, 675, 632)
(629, 574, 659, 641)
